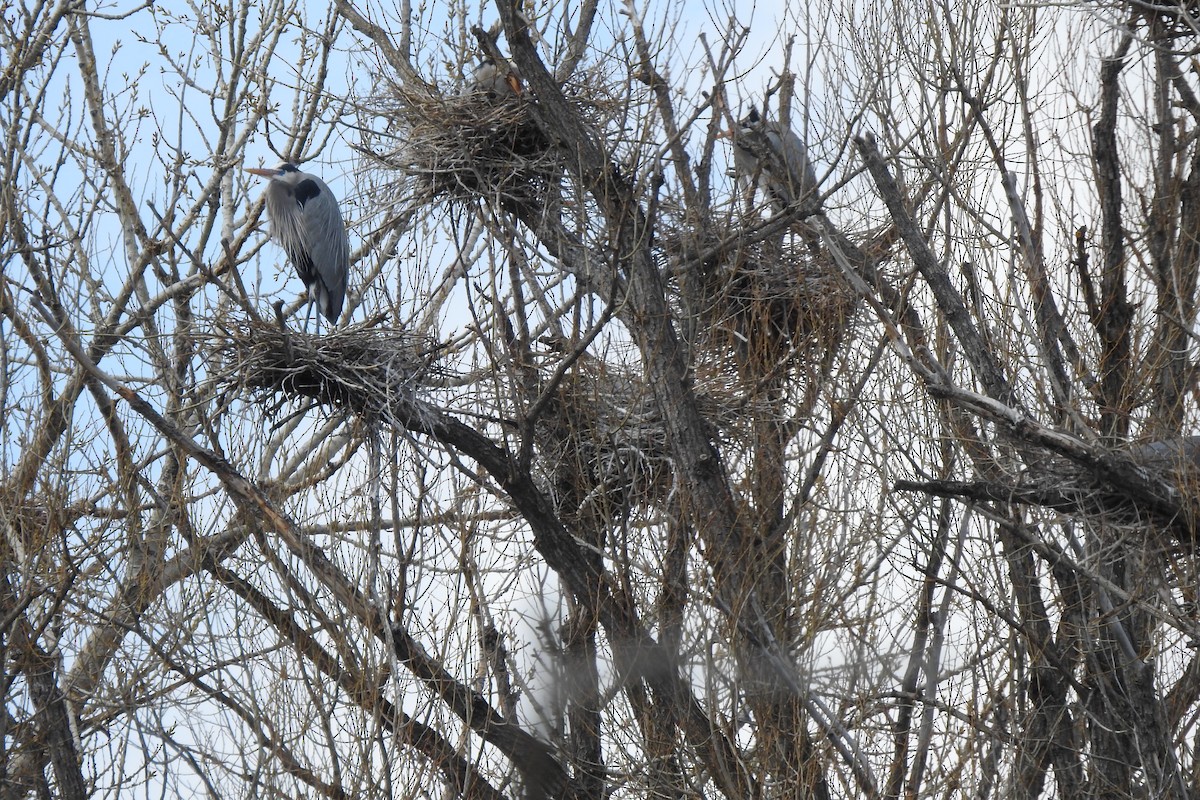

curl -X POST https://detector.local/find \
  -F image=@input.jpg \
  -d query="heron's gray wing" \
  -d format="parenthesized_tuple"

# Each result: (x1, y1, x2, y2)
(264, 180, 313, 275)
(295, 176, 350, 321)
(731, 127, 786, 203)
(768, 125, 819, 206)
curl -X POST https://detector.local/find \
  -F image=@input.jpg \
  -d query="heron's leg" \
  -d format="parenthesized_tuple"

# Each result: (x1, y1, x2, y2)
(302, 300, 314, 334)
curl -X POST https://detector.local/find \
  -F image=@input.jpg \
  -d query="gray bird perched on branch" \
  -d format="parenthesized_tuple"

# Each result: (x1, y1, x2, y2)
(246, 162, 350, 328)
(729, 107, 820, 212)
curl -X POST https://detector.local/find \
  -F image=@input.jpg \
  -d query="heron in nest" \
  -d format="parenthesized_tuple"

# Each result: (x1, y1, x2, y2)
(247, 162, 351, 329)
(469, 54, 523, 98)
(727, 107, 820, 212)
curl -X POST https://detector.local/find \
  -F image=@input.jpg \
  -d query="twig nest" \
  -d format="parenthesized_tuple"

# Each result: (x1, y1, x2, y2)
(209, 317, 444, 424)
(716, 238, 857, 347)
(668, 223, 859, 372)
(534, 343, 670, 527)
(363, 84, 556, 203)
(1017, 442, 1200, 540)
(531, 339, 772, 526)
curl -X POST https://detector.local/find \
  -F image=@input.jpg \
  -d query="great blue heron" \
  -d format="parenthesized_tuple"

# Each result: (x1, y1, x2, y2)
(246, 162, 350, 327)
(469, 55, 523, 97)
(729, 107, 819, 212)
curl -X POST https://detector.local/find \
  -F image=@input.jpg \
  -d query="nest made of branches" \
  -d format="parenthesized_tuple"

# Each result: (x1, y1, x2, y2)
(366, 83, 559, 204)
(363, 60, 627, 209)
(901, 438, 1200, 554)
(209, 317, 445, 426)
(532, 339, 771, 526)
(668, 223, 860, 376)
(1017, 442, 1200, 541)
(535, 351, 669, 525)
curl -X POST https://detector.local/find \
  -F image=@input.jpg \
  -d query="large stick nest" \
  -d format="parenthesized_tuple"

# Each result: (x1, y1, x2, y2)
(532, 339, 767, 525)
(209, 318, 445, 425)
(534, 349, 670, 525)
(364, 84, 561, 204)
(668, 222, 860, 372)
(1020, 442, 1200, 540)
(900, 438, 1200, 548)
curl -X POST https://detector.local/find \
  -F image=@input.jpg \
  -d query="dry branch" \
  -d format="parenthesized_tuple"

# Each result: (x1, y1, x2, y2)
(896, 435, 1200, 545)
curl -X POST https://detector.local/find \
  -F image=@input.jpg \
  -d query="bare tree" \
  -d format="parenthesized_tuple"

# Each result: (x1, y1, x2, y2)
(10, 0, 1200, 797)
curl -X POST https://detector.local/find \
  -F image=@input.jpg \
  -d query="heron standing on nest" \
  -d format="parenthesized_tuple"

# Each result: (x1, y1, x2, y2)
(246, 162, 350, 329)
(728, 107, 820, 212)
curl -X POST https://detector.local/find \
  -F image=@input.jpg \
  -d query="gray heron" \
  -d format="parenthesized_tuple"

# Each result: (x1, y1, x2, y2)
(246, 162, 350, 328)
(729, 107, 819, 212)
(469, 55, 523, 97)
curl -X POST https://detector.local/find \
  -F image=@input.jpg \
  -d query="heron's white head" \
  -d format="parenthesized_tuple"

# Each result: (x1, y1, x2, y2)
(245, 162, 303, 183)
